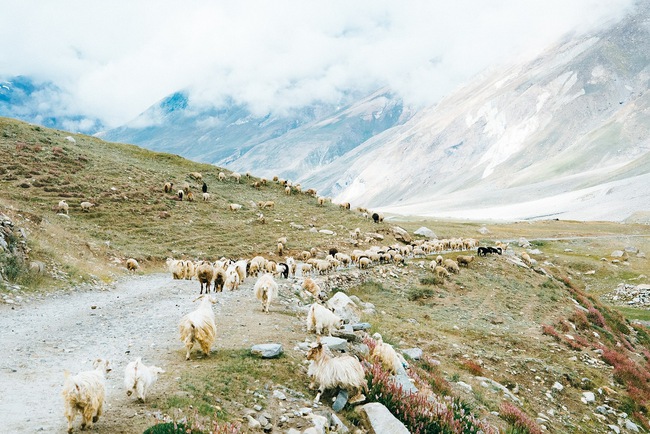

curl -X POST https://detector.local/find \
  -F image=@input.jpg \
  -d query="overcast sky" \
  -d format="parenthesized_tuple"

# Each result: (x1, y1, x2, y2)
(0, 0, 636, 129)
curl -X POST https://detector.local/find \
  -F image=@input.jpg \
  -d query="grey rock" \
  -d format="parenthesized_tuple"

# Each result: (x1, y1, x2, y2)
(320, 336, 348, 352)
(625, 419, 640, 432)
(357, 402, 409, 434)
(391, 226, 411, 244)
(351, 322, 372, 331)
(402, 348, 423, 360)
(332, 389, 348, 412)
(251, 343, 283, 358)
(414, 227, 436, 239)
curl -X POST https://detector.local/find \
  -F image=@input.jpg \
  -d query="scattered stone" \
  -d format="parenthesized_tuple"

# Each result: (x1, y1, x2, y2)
(357, 402, 409, 434)
(251, 343, 283, 358)
(456, 381, 473, 393)
(391, 226, 411, 244)
(625, 419, 640, 432)
(319, 229, 335, 235)
(320, 336, 348, 352)
(273, 390, 287, 400)
(326, 292, 362, 324)
(581, 391, 595, 404)
(551, 382, 564, 392)
(402, 348, 423, 360)
(414, 227, 436, 239)
(332, 389, 348, 412)
(478, 226, 490, 234)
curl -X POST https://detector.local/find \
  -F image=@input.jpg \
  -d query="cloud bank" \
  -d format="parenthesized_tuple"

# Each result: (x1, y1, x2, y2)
(0, 0, 636, 129)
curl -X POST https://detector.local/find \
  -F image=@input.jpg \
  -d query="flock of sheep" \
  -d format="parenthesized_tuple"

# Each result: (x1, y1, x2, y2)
(56, 167, 525, 432)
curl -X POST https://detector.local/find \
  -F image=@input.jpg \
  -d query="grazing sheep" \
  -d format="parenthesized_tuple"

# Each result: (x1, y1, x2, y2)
(124, 358, 164, 403)
(126, 258, 139, 271)
(285, 186, 291, 195)
(218, 172, 226, 181)
(277, 262, 289, 278)
(234, 259, 248, 282)
(306, 342, 366, 404)
(317, 196, 326, 206)
(339, 202, 351, 210)
(302, 277, 323, 299)
(457, 255, 475, 267)
(179, 295, 217, 360)
(202, 192, 210, 201)
(436, 255, 444, 266)
(265, 260, 278, 275)
(58, 200, 69, 215)
(521, 252, 533, 267)
(254, 273, 279, 313)
(62, 358, 111, 433)
(277, 242, 284, 257)
(163, 182, 174, 193)
(229, 203, 242, 211)
(189, 172, 203, 181)
(167, 258, 184, 279)
(307, 303, 343, 335)
(261, 200, 275, 209)
(358, 257, 372, 269)
(286, 256, 297, 277)
(186, 191, 195, 202)
(371, 333, 402, 375)
(300, 263, 313, 276)
(434, 265, 450, 279)
(249, 256, 266, 277)
(443, 258, 460, 274)
(231, 172, 242, 183)
(196, 262, 214, 294)
(80, 201, 95, 212)
(224, 266, 241, 290)
(177, 190, 184, 201)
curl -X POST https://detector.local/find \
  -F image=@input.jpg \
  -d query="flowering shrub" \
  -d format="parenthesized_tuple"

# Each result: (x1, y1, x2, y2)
(365, 363, 498, 434)
(498, 401, 542, 434)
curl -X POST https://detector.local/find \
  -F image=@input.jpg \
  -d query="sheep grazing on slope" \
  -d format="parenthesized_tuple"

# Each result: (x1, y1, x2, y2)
(434, 265, 450, 279)
(62, 358, 111, 433)
(306, 341, 366, 404)
(218, 171, 226, 181)
(456, 255, 475, 267)
(231, 172, 242, 183)
(443, 258, 460, 274)
(307, 303, 343, 336)
(163, 182, 174, 193)
(126, 258, 139, 271)
(179, 294, 217, 360)
(177, 190, 184, 201)
(521, 252, 534, 267)
(254, 273, 279, 313)
(124, 357, 164, 403)
(371, 333, 402, 375)
(229, 203, 242, 211)
(277, 242, 284, 257)
(80, 201, 95, 212)
(58, 199, 69, 215)
(302, 277, 322, 299)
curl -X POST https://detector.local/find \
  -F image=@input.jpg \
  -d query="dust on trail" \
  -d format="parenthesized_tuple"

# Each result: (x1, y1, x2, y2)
(0, 273, 305, 434)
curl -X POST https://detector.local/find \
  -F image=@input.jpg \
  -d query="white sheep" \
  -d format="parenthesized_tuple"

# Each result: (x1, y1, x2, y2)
(286, 256, 297, 277)
(62, 358, 111, 433)
(254, 273, 279, 313)
(224, 265, 241, 290)
(202, 192, 210, 202)
(371, 333, 402, 375)
(58, 199, 69, 215)
(124, 357, 164, 403)
(307, 303, 342, 336)
(229, 203, 242, 211)
(457, 255, 475, 267)
(306, 341, 366, 404)
(80, 201, 94, 212)
(443, 258, 460, 274)
(126, 258, 139, 271)
(231, 172, 242, 183)
(179, 295, 217, 360)
(218, 171, 226, 181)
(434, 265, 450, 279)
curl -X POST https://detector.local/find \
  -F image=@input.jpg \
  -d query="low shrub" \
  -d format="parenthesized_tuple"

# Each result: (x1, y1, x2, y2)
(499, 401, 542, 434)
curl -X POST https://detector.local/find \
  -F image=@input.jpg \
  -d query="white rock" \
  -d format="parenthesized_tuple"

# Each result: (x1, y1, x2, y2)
(581, 391, 595, 404)
(552, 382, 564, 392)
(625, 419, 640, 432)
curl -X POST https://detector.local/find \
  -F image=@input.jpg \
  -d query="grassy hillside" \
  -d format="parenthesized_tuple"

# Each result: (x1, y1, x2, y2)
(2, 116, 650, 433)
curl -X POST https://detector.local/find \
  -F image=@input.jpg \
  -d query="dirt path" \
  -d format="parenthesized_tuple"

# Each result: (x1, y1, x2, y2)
(0, 273, 306, 434)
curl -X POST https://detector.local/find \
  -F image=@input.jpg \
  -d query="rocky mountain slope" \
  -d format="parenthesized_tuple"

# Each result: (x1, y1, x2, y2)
(97, 4, 650, 222)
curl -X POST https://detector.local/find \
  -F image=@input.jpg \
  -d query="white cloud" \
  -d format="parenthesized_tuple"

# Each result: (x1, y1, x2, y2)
(0, 0, 636, 128)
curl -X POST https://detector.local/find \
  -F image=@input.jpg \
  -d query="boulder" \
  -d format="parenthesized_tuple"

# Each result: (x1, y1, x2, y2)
(357, 402, 409, 434)
(414, 227, 436, 239)
(391, 226, 411, 244)
(402, 348, 423, 360)
(250, 343, 283, 358)
(320, 336, 348, 351)
(326, 292, 362, 324)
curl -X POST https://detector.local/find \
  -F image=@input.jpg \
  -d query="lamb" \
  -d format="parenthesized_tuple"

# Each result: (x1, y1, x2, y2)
(307, 303, 343, 335)
(456, 255, 475, 267)
(254, 273, 279, 313)
(179, 295, 217, 360)
(260, 200, 275, 209)
(317, 196, 326, 206)
(80, 201, 95, 212)
(126, 258, 139, 271)
(285, 186, 291, 195)
(164, 182, 174, 193)
(196, 261, 214, 294)
(224, 265, 241, 290)
(58, 199, 69, 215)
(62, 358, 111, 433)
(443, 258, 460, 274)
(306, 341, 366, 404)
(124, 357, 164, 403)
(371, 333, 402, 375)
(202, 192, 210, 202)
(229, 203, 243, 211)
